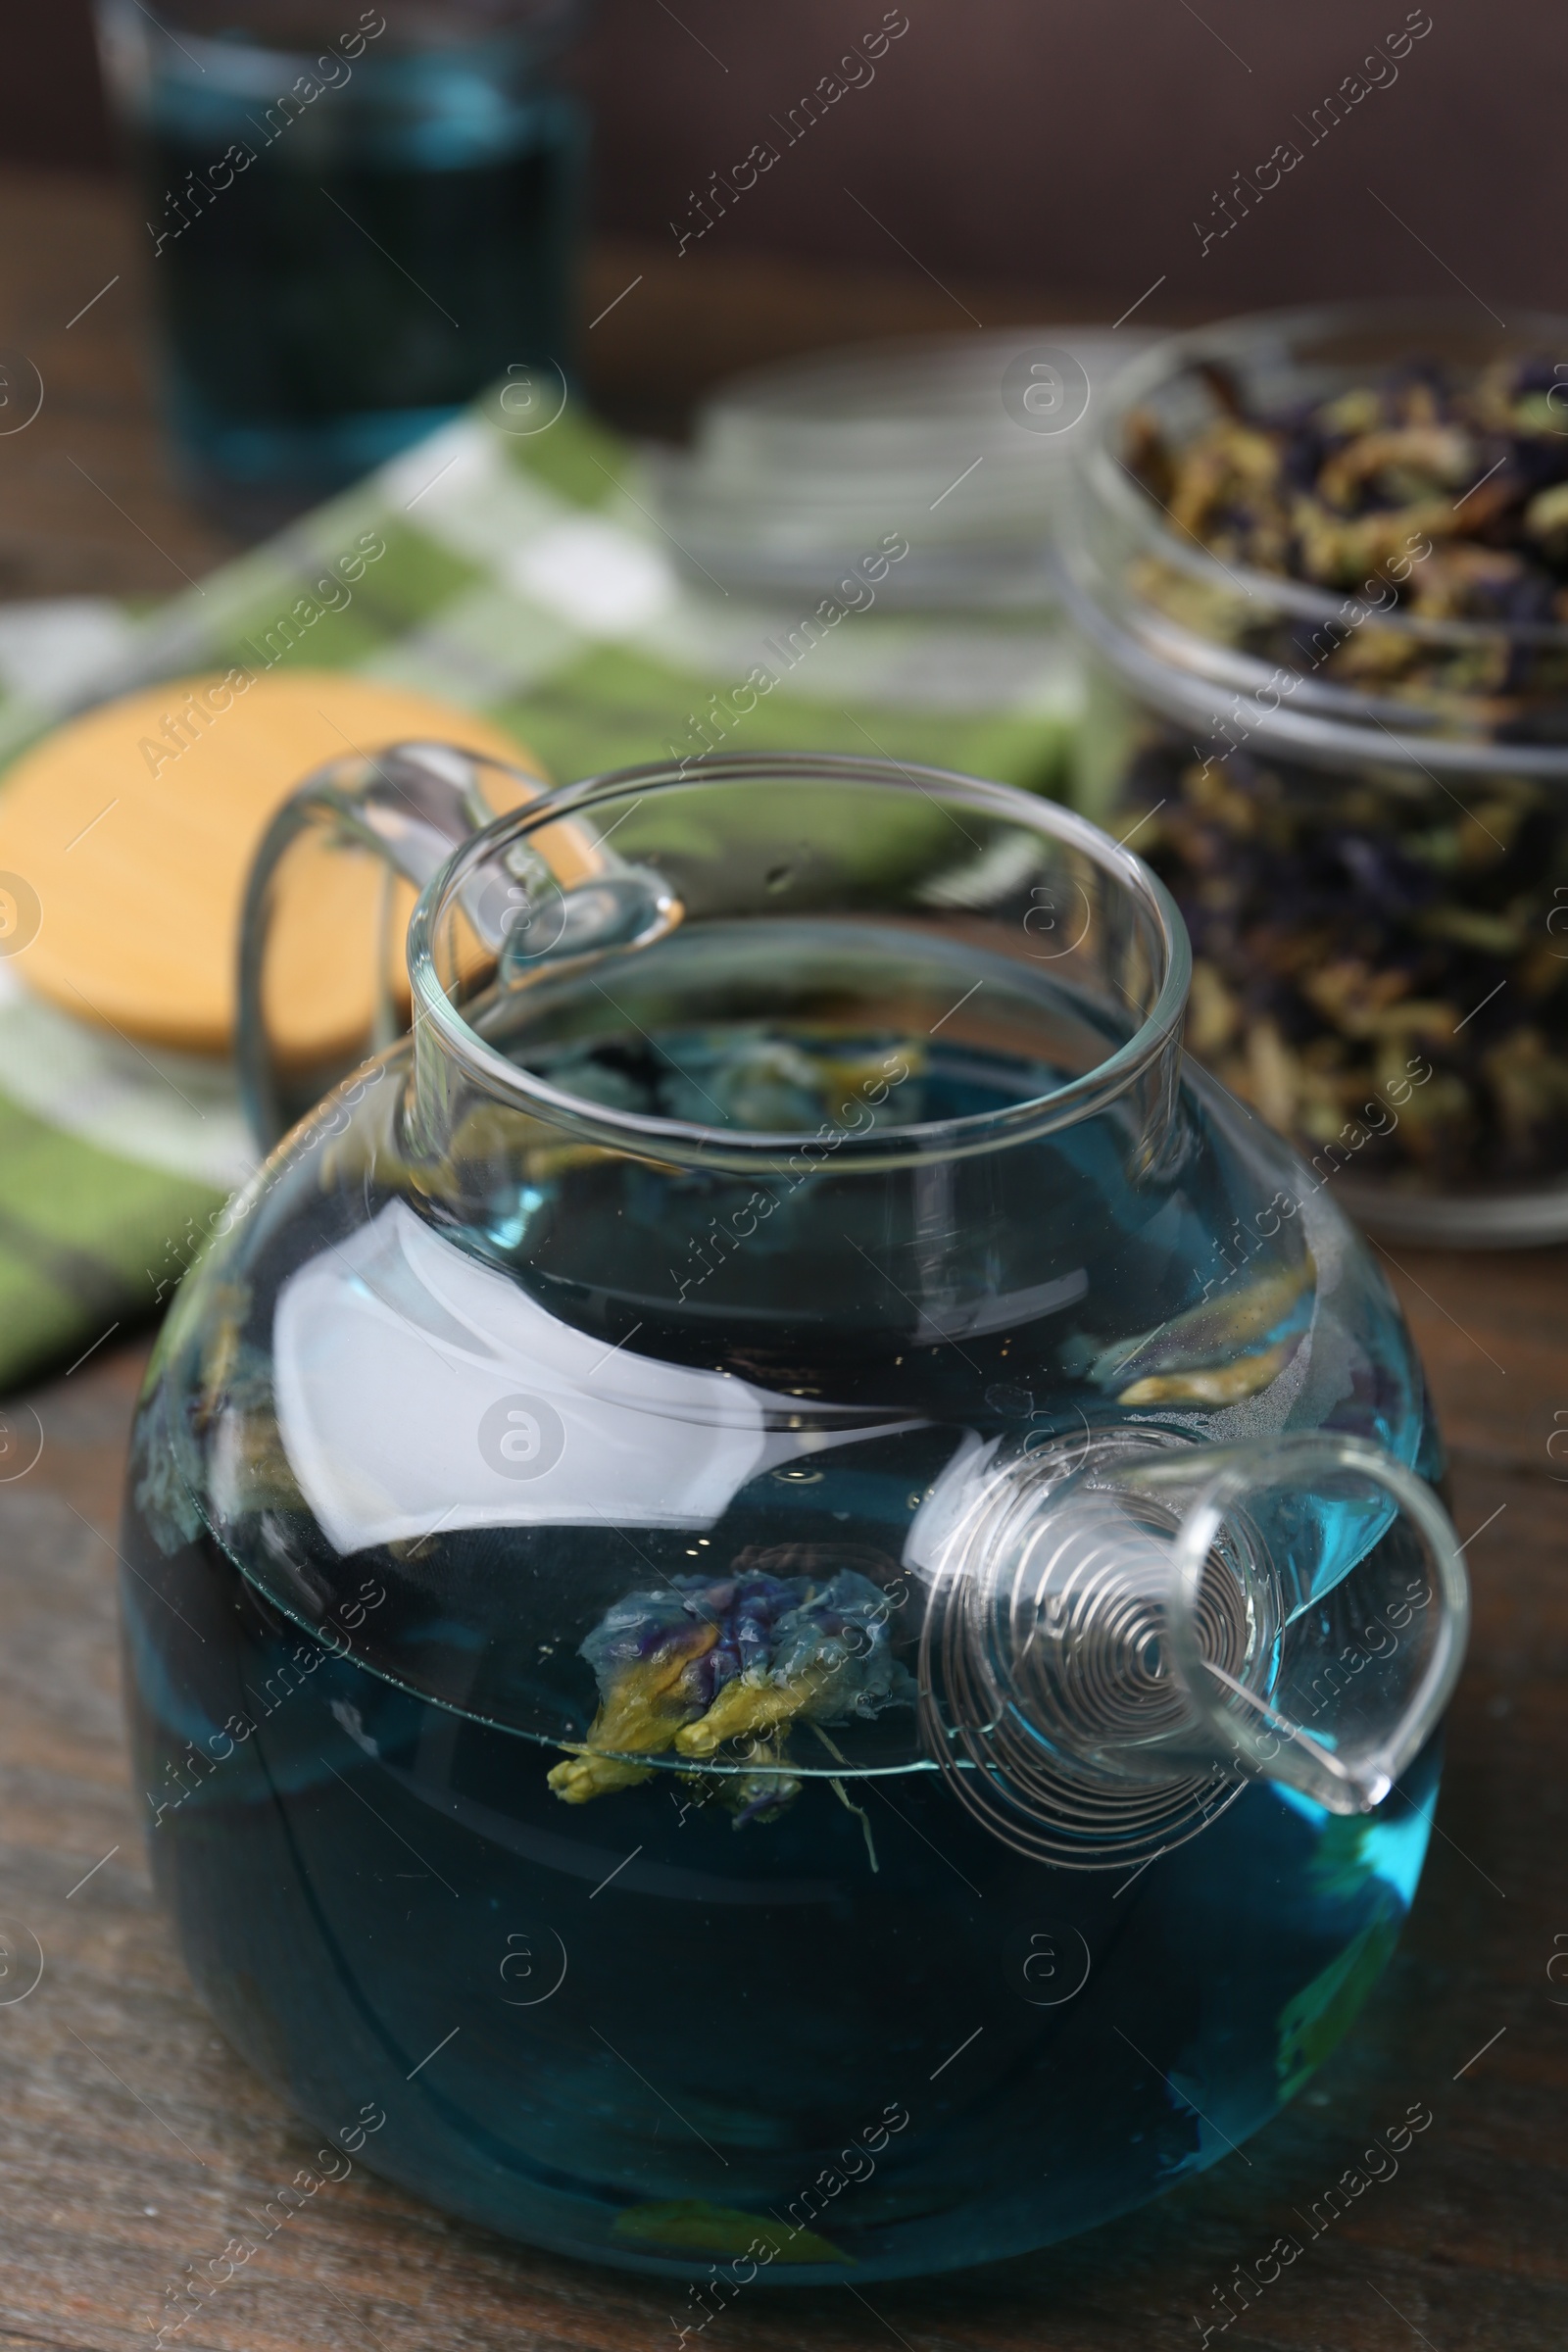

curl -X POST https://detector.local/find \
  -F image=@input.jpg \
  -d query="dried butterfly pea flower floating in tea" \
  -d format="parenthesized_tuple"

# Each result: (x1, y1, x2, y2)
(548, 1562, 912, 1808)
(1065, 302, 1568, 1240)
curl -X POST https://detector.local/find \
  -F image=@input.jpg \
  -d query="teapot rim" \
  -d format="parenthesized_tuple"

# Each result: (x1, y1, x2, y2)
(407, 752, 1194, 1169)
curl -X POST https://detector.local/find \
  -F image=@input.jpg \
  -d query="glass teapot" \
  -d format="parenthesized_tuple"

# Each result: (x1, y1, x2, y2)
(122, 750, 1468, 2284)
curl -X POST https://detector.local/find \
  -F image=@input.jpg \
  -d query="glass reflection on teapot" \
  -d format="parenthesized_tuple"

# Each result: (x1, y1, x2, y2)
(121, 751, 1467, 2281)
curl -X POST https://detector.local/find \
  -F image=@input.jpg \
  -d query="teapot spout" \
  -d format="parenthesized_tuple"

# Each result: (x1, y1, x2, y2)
(1193, 1654, 1397, 1814)
(915, 1429, 1469, 1866)
(1158, 1434, 1469, 1818)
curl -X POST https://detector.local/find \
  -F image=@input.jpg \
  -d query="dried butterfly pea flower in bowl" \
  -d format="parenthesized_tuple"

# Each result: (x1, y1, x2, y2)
(1062, 299, 1568, 1246)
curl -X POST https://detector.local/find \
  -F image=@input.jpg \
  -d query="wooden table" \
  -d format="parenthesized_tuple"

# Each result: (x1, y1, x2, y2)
(0, 168, 1563, 2352)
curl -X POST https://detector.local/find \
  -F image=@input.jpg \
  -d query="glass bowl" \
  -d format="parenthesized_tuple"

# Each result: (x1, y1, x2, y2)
(1062, 299, 1568, 1247)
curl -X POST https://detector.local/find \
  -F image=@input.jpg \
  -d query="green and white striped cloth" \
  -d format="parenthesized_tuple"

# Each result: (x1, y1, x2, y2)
(0, 397, 1080, 1389)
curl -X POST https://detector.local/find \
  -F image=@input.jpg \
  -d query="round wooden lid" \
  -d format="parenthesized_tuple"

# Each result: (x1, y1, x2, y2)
(0, 669, 548, 1054)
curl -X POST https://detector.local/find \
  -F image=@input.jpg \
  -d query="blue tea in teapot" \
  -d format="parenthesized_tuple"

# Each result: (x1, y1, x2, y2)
(122, 753, 1466, 2281)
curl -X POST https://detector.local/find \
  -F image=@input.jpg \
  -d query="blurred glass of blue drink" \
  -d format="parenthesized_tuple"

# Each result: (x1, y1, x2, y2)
(94, 1, 587, 526)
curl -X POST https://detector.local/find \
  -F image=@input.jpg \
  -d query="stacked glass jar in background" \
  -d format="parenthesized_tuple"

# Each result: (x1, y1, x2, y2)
(1062, 302, 1568, 1245)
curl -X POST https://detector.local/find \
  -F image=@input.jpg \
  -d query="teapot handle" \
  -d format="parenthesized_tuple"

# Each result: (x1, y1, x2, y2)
(235, 740, 550, 1151)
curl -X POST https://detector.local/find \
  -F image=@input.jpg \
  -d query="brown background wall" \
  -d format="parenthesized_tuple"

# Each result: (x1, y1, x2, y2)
(0, 0, 1560, 317)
